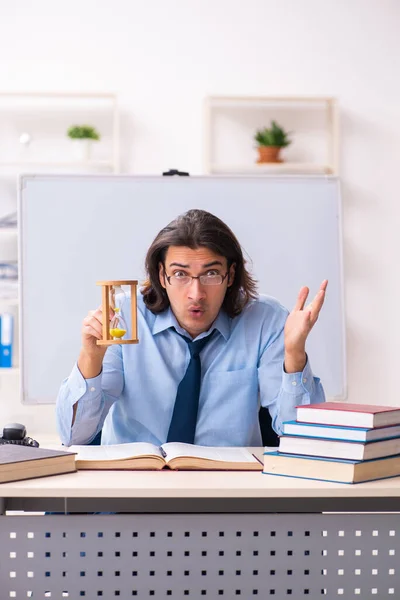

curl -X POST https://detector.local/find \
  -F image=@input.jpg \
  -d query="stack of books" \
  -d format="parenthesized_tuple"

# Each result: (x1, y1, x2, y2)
(263, 402, 400, 483)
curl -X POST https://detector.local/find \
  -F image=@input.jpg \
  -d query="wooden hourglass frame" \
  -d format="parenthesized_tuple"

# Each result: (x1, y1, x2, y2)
(96, 280, 139, 346)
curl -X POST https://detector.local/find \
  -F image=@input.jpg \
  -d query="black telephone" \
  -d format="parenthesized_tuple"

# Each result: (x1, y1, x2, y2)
(0, 423, 39, 448)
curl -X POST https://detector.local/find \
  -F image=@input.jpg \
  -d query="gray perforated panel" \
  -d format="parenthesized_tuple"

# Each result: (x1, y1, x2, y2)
(0, 514, 399, 598)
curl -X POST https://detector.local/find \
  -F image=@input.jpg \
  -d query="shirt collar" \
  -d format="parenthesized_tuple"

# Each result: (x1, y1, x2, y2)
(152, 305, 231, 341)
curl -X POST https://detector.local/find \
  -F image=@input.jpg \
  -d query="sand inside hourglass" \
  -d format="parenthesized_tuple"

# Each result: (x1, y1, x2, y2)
(110, 307, 127, 339)
(110, 327, 126, 338)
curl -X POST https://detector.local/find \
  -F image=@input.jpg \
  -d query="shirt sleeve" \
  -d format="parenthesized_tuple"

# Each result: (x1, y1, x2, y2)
(257, 317, 325, 436)
(55, 343, 124, 446)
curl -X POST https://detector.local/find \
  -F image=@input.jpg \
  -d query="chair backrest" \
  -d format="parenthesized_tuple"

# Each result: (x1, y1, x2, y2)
(258, 407, 279, 447)
(89, 413, 279, 448)
(89, 430, 102, 445)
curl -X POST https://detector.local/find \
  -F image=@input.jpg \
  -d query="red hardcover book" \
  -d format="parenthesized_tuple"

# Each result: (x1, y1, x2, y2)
(296, 402, 400, 429)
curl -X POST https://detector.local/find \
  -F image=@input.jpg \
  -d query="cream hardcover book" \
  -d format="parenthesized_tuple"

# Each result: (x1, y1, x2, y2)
(264, 451, 400, 484)
(0, 445, 76, 483)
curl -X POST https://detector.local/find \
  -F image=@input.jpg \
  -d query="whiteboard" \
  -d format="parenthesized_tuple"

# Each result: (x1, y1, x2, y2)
(18, 174, 346, 404)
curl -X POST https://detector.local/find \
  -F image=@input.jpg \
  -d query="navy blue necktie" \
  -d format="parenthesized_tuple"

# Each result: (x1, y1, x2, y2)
(167, 330, 216, 444)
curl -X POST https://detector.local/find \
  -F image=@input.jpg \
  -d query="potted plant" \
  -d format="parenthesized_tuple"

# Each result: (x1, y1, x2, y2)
(67, 125, 100, 161)
(254, 120, 291, 164)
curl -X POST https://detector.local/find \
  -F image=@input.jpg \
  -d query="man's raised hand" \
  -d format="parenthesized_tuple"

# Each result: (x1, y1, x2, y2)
(283, 280, 328, 372)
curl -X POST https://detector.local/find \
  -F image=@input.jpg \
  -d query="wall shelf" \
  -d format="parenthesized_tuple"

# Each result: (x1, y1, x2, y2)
(210, 163, 332, 175)
(0, 298, 18, 306)
(0, 91, 120, 173)
(0, 367, 19, 375)
(203, 95, 339, 176)
(0, 91, 121, 373)
(0, 160, 114, 168)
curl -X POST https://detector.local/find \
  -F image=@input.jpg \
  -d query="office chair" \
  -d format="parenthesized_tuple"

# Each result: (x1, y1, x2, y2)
(258, 407, 279, 447)
(89, 430, 102, 445)
(90, 413, 279, 448)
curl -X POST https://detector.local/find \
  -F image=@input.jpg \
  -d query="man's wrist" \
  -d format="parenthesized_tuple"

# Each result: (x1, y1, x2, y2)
(284, 350, 307, 373)
(78, 349, 105, 379)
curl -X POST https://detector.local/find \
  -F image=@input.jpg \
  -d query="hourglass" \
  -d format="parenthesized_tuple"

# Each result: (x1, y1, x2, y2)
(96, 280, 139, 346)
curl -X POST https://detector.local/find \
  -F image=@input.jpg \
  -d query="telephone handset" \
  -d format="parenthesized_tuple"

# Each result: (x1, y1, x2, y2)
(0, 423, 39, 448)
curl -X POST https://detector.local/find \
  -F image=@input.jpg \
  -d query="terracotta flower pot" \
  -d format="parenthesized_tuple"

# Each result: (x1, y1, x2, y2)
(256, 146, 283, 164)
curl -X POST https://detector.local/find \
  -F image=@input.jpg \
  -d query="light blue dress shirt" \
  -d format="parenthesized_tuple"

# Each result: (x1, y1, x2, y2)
(56, 294, 325, 447)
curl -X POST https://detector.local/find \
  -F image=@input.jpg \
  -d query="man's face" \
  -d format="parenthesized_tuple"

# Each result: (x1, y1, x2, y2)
(159, 246, 235, 338)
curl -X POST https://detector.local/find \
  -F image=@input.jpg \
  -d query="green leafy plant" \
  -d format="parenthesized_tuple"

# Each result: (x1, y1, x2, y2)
(67, 125, 100, 141)
(254, 120, 291, 148)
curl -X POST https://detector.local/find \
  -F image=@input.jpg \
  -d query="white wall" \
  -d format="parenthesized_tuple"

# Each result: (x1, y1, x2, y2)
(0, 0, 399, 436)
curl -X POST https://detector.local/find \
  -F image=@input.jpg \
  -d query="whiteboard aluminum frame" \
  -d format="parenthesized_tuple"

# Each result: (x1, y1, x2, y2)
(18, 174, 346, 404)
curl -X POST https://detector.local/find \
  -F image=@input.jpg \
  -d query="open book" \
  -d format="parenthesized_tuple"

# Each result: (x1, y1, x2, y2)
(68, 442, 263, 471)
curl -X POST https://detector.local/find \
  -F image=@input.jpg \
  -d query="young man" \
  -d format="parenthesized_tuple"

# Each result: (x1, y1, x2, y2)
(56, 209, 327, 447)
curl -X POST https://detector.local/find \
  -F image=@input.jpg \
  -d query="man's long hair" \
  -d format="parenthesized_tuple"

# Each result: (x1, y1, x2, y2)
(141, 209, 258, 317)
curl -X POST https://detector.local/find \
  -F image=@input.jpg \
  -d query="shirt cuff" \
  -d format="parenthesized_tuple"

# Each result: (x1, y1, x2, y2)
(68, 362, 103, 420)
(66, 362, 100, 399)
(65, 365, 104, 447)
(281, 357, 315, 395)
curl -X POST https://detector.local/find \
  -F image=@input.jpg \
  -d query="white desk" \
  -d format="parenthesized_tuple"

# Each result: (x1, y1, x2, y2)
(1, 449, 400, 598)
(2, 465, 400, 513)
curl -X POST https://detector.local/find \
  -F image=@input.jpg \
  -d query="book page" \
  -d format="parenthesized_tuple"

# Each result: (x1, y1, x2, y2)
(68, 442, 162, 462)
(161, 443, 258, 463)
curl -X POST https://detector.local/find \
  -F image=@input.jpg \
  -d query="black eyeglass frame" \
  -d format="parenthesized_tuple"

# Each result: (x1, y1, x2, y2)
(164, 271, 230, 287)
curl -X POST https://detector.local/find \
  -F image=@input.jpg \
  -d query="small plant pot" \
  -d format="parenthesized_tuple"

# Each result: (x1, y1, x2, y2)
(71, 139, 92, 162)
(256, 146, 283, 164)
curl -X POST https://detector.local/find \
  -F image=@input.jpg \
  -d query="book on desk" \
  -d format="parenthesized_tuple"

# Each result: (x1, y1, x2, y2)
(0, 444, 76, 484)
(278, 434, 400, 461)
(263, 451, 400, 484)
(296, 402, 400, 429)
(68, 442, 263, 471)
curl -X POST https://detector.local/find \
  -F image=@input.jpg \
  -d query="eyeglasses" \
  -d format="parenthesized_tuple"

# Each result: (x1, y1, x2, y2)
(165, 271, 229, 287)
